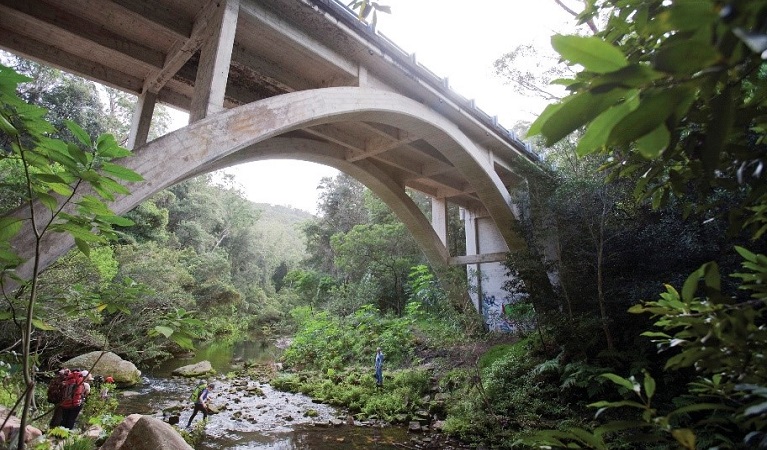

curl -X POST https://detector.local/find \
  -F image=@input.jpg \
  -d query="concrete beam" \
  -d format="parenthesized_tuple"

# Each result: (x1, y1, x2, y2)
(127, 90, 157, 149)
(431, 197, 448, 246)
(143, 0, 221, 95)
(190, 0, 239, 122)
(0, 28, 144, 94)
(0, 0, 164, 70)
(449, 252, 508, 265)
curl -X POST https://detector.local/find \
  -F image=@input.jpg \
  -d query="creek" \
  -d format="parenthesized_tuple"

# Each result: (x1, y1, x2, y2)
(114, 337, 415, 449)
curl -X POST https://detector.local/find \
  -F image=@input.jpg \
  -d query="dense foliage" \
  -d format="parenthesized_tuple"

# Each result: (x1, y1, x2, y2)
(512, 0, 767, 448)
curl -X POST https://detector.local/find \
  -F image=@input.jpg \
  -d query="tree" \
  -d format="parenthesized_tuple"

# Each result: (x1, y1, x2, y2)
(524, 0, 767, 447)
(331, 222, 424, 314)
(0, 64, 141, 449)
(303, 174, 368, 275)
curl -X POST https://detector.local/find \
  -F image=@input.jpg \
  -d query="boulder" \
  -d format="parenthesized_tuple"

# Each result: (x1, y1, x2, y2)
(100, 414, 192, 450)
(62, 351, 141, 387)
(0, 406, 42, 445)
(171, 361, 213, 377)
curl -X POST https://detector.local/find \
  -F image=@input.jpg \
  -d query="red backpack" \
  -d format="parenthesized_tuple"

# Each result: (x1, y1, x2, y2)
(59, 370, 85, 408)
(46, 369, 70, 404)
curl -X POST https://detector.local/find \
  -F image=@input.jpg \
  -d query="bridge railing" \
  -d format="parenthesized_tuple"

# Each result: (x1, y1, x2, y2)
(315, 0, 542, 163)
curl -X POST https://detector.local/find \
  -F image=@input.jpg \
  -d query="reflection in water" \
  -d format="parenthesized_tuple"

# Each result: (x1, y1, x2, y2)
(118, 337, 416, 449)
(199, 425, 408, 450)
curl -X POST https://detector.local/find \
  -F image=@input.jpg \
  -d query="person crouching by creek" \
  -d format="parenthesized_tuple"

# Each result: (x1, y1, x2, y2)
(187, 383, 214, 427)
(374, 347, 384, 388)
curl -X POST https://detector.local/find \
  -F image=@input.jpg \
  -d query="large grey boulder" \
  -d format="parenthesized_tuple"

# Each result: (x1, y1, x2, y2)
(63, 351, 141, 387)
(172, 360, 213, 377)
(99, 414, 192, 450)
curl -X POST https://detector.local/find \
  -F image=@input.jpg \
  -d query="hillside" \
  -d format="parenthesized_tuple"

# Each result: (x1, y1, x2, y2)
(252, 203, 315, 268)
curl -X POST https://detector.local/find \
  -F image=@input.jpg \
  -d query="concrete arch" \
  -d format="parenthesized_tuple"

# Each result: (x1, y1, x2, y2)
(6, 87, 523, 285)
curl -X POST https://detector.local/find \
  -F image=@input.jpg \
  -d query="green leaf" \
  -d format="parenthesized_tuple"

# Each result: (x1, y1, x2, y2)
(0, 113, 18, 137)
(653, 40, 721, 75)
(96, 214, 134, 227)
(540, 88, 630, 145)
(67, 143, 89, 166)
(701, 87, 733, 174)
(154, 325, 174, 338)
(636, 124, 670, 159)
(671, 428, 696, 449)
(38, 192, 59, 212)
(600, 373, 636, 391)
(552, 35, 628, 73)
(590, 64, 663, 90)
(669, 402, 734, 417)
(702, 262, 721, 291)
(0, 217, 23, 241)
(99, 162, 143, 182)
(735, 246, 757, 262)
(608, 87, 695, 148)
(643, 371, 656, 399)
(171, 334, 194, 350)
(577, 91, 639, 156)
(74, 237, 90, 257)
(528, 102, 562, 137)
(565, 427, 607, 449)
(654, 2, 719, 33)
(66, 120, 92, 148)
(744, 401, 767, 416)
(595, 421, 653, 436)
(31, 318, 56, 331)
(32, 173, 69, 185)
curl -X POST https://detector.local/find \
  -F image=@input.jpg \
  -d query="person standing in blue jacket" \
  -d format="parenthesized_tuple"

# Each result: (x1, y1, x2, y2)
(374, 347, 384, 387)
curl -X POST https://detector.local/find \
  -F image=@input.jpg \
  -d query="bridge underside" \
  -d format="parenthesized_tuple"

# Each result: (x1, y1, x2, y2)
(0, 0, 550, 330)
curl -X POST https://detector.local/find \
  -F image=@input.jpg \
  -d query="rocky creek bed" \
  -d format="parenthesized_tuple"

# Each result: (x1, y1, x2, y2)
(115, 367, 469, 449)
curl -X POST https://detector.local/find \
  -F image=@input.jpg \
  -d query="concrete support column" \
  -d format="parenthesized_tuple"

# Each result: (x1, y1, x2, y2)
(190, 0, 239, 123)
(127, 90, 157, 149)
(430, 197, 448, 246)
(463, 208, 513, 331)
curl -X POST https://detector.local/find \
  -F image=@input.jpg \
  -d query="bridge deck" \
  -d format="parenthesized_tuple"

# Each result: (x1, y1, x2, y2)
(0, 0, 539, 212)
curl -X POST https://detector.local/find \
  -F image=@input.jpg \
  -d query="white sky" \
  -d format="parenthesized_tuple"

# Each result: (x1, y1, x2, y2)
(170, 0, 577, 213)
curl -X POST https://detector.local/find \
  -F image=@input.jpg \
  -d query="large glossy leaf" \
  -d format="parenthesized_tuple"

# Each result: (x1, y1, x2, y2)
(654, 2, 719, 33)
(636, 124, 671, 159)
(600, 373, 637, 392)
(608, 87, 695, 147)
(552, 35, 629, 73)
(577, 92, 639, 156)
(653, 40, 721, 75)
(539, 88, 630, 145)
(527, 102, 562, 137)
(590, 64, 663, 90)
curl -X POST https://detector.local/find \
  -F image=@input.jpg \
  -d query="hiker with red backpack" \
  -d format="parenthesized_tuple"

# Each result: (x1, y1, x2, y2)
(47, 368, 70, 428)
(59, 369, 92, 429)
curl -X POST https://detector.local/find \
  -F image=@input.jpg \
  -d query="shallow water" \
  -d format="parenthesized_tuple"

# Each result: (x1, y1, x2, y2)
(115, 338, 419, 449)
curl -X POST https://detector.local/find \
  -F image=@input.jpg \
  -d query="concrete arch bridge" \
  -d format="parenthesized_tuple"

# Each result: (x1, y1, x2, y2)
(0, 0, 553, 330)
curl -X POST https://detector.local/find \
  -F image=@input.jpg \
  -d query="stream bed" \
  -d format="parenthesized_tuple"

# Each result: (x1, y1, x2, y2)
(113, 338, 439, 449)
